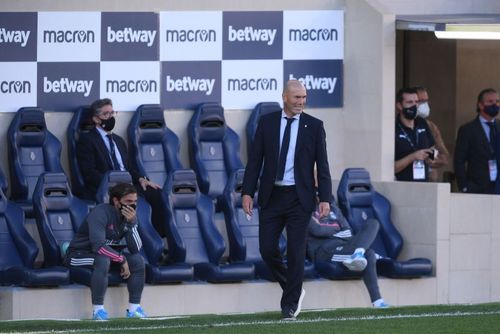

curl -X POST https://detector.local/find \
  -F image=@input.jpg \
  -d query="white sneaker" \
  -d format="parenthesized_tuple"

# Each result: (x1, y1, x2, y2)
(293, 288, 306, 317)
(343, 251, 367, 271)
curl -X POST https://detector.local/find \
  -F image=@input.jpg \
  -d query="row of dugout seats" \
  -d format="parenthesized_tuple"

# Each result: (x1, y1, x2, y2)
(0, 163, 432, 287)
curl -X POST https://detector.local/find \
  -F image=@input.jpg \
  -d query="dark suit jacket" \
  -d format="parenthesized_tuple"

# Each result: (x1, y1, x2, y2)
(242, 111, 332, 212)
(454, 116, 498, 194)
(76, 128, 141, 197)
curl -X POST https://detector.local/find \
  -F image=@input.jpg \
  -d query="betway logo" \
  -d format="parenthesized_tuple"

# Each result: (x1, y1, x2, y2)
(43, 30, 95, 43)
(227, 78, 277, 91)
(107, 27, 157, 47)
(289, 74, 337, 94)
(165, 29, 216, 42)
(288, 28, 338, 41)
(228, 25, 276, 45)
(165, 76, 214, 95)
(43, 77, 93, 97)
(0, 80, 31, 93)
(0, 28, 30, 47)
(106, 79, 158, 93)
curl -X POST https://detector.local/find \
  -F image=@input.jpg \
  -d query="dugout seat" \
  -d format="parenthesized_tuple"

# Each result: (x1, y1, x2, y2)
(220, 169, 315, 281)
(337, 168, 433, 278)
(188, 103, 244, 210)
(0, 165, 7, 195)
(95, 171, 194, 284)
(67, 106, 94, 199)
(164, 169, 254, 282)
(7, 107, 64, 216)
(0, 186, 69, 286)
(246, 102, 281, 156)
(127, 104, 184, 189)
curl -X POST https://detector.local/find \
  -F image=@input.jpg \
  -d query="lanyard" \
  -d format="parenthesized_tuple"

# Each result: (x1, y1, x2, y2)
(397, 122, 419, 150)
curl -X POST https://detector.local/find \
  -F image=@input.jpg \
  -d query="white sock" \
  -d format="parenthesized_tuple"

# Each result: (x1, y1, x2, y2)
(93, 305, 104, 312)
(373, 298, 385, 307)
(354, 248, 365, 256)
(128, 303, 141, 312)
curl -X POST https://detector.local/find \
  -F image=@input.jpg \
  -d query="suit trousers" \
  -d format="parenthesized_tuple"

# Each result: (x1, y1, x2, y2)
(259, 185, 311, 312)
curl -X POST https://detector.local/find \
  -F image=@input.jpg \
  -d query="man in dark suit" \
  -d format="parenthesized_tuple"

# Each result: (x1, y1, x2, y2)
(76, 98, 168, 238)
(454, 88, 500, 194)
(242, 80, 332, 320)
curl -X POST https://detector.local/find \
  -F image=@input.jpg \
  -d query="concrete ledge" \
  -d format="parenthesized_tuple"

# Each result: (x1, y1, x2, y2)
(0, 277, 437, 320)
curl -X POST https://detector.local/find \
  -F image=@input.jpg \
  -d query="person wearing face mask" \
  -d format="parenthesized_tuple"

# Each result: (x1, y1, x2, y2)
(76, 98, 170, 243)
(413, 86, 450, 182)
(65, 183, 146, 320)
(394, 87, 436, 182)
(454, 88, 500, 194)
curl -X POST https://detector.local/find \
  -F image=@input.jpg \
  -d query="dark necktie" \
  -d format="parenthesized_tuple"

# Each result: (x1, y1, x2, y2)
(106, 134, 121, 170)
(276, 117, 295, 181)
(487, 122, 497, 152)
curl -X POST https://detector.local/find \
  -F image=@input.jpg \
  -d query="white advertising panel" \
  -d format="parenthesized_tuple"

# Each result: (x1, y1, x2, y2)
(0, 62, 37, 112)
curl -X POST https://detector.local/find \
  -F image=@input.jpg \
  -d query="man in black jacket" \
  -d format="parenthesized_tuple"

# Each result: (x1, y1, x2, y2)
(454, 88, 500, 194)
(66, 183, 146, 320)
(76, 98, 168, 237)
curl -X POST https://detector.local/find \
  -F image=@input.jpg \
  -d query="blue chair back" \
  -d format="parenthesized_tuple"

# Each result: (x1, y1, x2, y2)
(7, 107, 64, 202)
(67, 106, 94, 198)
(128, 104, 183, 188)
(188, 103, 243, 205)
(32, 173, 88, 267)
(337, 168, 432, 277)
(246, 102, 281, 155)
(0, 165, 7, 196)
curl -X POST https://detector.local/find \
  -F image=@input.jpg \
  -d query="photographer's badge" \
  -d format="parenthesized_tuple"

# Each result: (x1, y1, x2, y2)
(413, 160, 425, 180)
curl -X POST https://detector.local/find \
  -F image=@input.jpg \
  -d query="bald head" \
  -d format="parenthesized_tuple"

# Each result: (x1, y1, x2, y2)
(282, 80, 307, 117)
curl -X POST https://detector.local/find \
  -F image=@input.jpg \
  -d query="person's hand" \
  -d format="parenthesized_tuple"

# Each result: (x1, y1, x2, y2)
(120, 205, 136, 223)
(120, 260, 131, 279)
(318, 201, 330, 218)
(242, 195, 253, 216)
(139, 177, 161, 191)
(413, 148, 434, 161)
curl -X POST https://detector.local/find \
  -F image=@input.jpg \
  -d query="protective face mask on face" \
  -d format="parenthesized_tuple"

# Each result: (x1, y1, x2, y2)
(402, 105, 418, 120)
(100, 117, 116, 131)
(417, 102, 430, 118)
(484, 104, 500, 118)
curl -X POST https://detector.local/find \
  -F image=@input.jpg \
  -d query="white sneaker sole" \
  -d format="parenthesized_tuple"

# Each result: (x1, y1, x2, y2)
(343, 256, 367, 271)
(293, 288, 306, 317)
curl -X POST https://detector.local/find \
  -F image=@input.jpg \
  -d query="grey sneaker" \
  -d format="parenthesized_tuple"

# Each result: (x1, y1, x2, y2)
(282, 308, 296, 321)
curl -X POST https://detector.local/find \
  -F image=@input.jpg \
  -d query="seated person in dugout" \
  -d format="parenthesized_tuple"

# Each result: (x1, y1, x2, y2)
(306, 197, 390, 308)
(65, 183, 146, 320)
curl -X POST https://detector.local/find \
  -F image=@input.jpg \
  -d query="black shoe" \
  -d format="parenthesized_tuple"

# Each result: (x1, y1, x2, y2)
(281, 308, 296, 321)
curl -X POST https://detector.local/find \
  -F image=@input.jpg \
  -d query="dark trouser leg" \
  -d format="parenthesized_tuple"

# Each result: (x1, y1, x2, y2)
(336, 219, 380, 256)
(125, 253, 145, 304)
(362, 249, 381, 302)
(259, 186, 310, 311)
(91, 255, 110, 305)
(140, 187, 167, 238)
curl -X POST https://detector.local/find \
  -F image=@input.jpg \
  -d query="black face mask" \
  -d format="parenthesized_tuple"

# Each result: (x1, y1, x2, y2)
(402, 105, 418, 120)
(484, 104, 500, 118)
(100, 117, 116, 131)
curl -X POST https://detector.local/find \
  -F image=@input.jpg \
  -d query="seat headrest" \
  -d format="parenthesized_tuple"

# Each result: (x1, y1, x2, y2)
(169, 170, 198, 207)
(76, 106, 94, 131)
(17, 107, 46, 132)
(338, 168, 374, 207)
(136, 104, 165, 129)
(196, 103, 226, 141)
(253, 102, 282, 117)
(34, 172, 72, 208)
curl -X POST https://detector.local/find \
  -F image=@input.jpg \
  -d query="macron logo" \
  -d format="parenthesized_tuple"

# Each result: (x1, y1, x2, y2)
(43, 77, 93, 97)
(165, 76, 214, 96)
(228, 25, 276, 46)
(0, 28, 30, 47)
(289, 74, 337, 94)
(107, 27, 157, 47)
